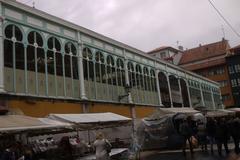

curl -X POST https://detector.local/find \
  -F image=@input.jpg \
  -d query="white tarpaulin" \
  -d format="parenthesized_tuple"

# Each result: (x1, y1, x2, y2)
(48, 112, 132, 130)
(0, 115, 71, 133)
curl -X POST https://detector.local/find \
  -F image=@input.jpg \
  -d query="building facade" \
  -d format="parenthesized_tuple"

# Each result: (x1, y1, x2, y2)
(147, 46, 183, 65)
(0, 0, 222, 118)
(179, 39, 234, 108)
(226, 45, 240, 107)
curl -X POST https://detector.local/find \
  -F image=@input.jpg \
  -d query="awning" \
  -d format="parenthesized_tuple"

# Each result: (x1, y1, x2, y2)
(48, 112, 132, 130)
(0, 115, 71, 133)
(227, 108, 240, 113)
(146, 108, 199, 121)
(206, 109, 235, 118)
(159, 108, 199, 114)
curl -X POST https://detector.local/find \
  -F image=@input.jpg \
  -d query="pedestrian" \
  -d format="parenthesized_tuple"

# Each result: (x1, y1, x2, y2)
(215, 118, 230, 156)
(93, 132, 111, 160)
(197, 119, 207, 151)
(179, 118, 194, 156)
(58, 136, 74, 160)
(229, 117, 240, 154)
(206, 117, 216, 154)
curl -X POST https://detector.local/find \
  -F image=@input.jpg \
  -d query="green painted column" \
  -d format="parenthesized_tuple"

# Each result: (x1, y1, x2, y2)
(186, 81, 192, 108)
(211, 88, 216, 110)
(77, 32, 87, 100)
(123, 50, 133, 103)
(0, 2, 4, 93)
(167, 73, 173, 108)
(200, 85, 205, 107)
(178, 78, 184, 107)
(155, 69, 163, 106)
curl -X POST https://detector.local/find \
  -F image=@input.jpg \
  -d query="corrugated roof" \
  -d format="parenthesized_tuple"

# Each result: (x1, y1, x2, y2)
(179, 40, 230, 65)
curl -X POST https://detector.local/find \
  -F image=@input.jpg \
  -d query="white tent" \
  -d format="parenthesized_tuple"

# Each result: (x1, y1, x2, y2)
(48, 112, 132, 130)
(0, 115, 71, 133)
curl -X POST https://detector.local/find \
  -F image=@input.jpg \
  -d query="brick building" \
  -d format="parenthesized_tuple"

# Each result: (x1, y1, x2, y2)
(226, 45, 240, 107)
(179, 39, 234, 108)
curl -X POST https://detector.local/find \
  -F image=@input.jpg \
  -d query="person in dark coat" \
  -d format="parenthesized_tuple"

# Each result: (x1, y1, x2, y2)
(215, 118, 230, 156)
(179, 118, 193, 156)
(58, 136, 73, 160)
(229, 117, 240, 154)
(206, 117, 216, 154)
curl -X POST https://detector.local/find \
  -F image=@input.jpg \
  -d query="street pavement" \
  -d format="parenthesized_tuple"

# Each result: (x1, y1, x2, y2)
(140, 150, 240, 160)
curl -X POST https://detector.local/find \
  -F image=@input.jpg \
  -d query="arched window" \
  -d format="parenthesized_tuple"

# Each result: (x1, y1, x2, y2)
(64, 42, 77, 78)
(136, 64, 142, 89)
(47, 37, 61, 75)
(95, 51, 104, 83)
(106, 55, 115, 85)
(27, 31, 44, 73)
(150, 69, 156, 92)
(128, 62, 135, 87)
(83, 47, 94, 81)
(116, 58, 125, 87)
(143, 67, 149, 91)
(159, 72, 171, 107)
(4, 25, 24, 69)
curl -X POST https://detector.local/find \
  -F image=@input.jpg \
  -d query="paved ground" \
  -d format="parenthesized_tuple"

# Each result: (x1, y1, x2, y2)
(140, 149, 240, 160)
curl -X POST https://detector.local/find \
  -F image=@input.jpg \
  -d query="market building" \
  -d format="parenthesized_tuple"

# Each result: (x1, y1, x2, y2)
(227, 45, 240, 107)
(0, 0, 222, 118)
(179, 39, 234, 108)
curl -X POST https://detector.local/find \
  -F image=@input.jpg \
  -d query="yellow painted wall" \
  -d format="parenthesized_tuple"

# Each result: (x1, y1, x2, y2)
(8, 99, 157, 119)
(88, 103, 132, 118)
(135, 106, 156, 118)
(8, 100, 83, 117)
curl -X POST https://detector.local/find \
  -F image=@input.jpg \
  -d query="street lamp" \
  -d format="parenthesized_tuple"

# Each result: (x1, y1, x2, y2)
(118, 84, 132, 102)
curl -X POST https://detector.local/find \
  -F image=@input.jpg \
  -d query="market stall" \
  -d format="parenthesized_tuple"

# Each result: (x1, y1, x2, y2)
(135, 108, 200, 151)
(47, 112, 132, 159)
(0, 114, 72, 159)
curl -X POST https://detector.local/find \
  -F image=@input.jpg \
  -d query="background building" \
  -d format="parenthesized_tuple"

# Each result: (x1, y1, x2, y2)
(179, 39, 234, 108)
(226, 45, 240, 107)
(0, 0, 222, 118)
(147, 46, 183, 65)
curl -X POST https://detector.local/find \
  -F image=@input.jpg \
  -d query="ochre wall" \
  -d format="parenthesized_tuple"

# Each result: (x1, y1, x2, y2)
(135, 106, 156, 118)
(8, 100, 157, 118)
(88, 103, 132, 118)
(8, 100, 83, 117)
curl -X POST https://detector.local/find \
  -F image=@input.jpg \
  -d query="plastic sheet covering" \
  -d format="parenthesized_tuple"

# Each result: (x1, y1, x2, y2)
(134, 110, 183, 152)
(132, 108, 201, 153)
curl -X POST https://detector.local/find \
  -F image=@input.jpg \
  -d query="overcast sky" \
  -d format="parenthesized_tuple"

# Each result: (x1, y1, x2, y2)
(17, 0, 240, 52)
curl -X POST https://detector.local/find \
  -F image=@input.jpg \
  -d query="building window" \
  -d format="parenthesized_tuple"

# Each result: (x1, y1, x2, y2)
(238, 78, 240, 86)
(208, 67, 225, 76)
(235, 64, 240, 73)
(222, 94, 230, 102)
(218, 80, 228, 87)
(160, 52, 167, 59)
(228, 66, 235, 74)
(231, 79, 238, 87)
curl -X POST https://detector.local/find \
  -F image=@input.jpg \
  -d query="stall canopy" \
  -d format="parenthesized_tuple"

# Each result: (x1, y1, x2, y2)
(147, 108, 199, 120)
(0, 115, 71, 133)
(48, 112, 132, 130)
(206, 109, 235, 118)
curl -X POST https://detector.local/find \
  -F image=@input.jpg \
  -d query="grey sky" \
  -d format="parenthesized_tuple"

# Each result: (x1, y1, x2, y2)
(18, 0, 240, 52)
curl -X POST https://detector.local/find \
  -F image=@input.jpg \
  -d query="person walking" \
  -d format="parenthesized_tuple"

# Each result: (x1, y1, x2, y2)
(229, 117, 240, 154)
(206, 117, 216, 154)
(93, 132, 112, 160)
(215, 118, 230, 156)
(179, 118, 194, 156)
(197, 119, 207, 151)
